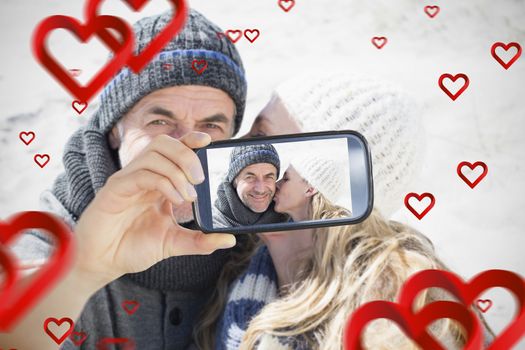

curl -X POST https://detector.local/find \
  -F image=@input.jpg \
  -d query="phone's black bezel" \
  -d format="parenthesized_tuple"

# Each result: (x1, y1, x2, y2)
(192, 130, 374, 234)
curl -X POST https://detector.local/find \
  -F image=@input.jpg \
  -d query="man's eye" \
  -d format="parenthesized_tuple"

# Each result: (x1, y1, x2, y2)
(149, 119, 169, 126)
(205, 123, 220, 130)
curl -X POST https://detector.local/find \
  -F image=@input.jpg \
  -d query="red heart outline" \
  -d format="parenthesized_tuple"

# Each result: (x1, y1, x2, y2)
(457, 161, 488, 189)
(70, 330, 89, 346)
(0, 211, 74, 331)
(0, 246, 18, 308)
(32, 15, 134, 103)
(278, 0, 295, 12)
(244, 29, 260, 43)
(438, 73, 469, 101)
(121, 300, 140, 315)
(371, 36, 387, 49)
(424, 5, 440, 18)
(225, 29, 243, 43)
(43, 317, 74, 345)
(491, 42, 522, 70)
(344, 300, 483, 350)
(97, 337, 136, 350)
(19, 131, 36, 146)
(85, 0, 189, 73)
(33, 154, 51, 168)
(404, 192, 435, 220)
(191, 59, 208, 75)
(72, 100, 88, 114)
(398, 269, 525, 349)
(476, 299, 493, 313)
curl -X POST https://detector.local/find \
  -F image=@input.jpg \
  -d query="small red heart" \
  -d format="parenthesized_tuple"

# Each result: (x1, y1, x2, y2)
(457, 161, 488, 189)
(398, 269, 525, 349)
(85, 0, 189, 73)
(68, 68, 82, 77)
(424, 5, 440, 18)
(70, 330, 88, 346)
(491, 42, 522, 70)
(344, 300, 483, 350)
(121, 300, 140, 315)
(34, 154, 51, 168)
(19, 131, 36, 146)
(97, 337, 135, 350)
(0, 212, 74, 331)
(72, 100, 88, 115)
(191, 59, 208, 75)
(371, 36, 387, 49)
(32, 15, 134, 103)
(476, 299, 493, 313)
(162, 63, 173, 71)
(44, 317, 74, 345)
(438, 73, 469, 101)
(404, 192, 435, 220)
(225, 29, 243, 43)
(278, 0, 295, 12)
(244, 29, 260, 43)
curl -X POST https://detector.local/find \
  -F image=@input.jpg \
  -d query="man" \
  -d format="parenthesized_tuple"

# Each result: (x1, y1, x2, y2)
(4, 8, 249, 350)
(213, 145, 287, 228)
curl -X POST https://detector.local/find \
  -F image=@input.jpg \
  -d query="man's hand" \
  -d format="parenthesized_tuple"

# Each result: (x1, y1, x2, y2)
(74, 132, 236, 286)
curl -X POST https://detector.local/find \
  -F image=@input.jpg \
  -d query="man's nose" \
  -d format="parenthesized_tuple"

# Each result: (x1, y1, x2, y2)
(253, 179, 266, 192)
(168, 123, 193, 139)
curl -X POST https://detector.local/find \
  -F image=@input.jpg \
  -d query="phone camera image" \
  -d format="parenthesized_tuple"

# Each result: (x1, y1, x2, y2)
(193, 131, 373, 234)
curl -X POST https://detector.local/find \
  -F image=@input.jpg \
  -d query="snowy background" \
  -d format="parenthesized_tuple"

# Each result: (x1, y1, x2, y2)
(1, 0, 524, 346)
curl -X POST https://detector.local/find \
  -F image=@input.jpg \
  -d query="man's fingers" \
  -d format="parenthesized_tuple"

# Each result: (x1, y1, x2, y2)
(178, 131, 212, 150)
(167, 227, 236, 256)
(119, 151, 197, 201)
(136, 133, 208, 184)
(107, 170, 185, 209)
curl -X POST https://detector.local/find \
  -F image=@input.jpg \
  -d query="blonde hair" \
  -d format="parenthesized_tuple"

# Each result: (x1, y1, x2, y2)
(194, 193, 469, 349)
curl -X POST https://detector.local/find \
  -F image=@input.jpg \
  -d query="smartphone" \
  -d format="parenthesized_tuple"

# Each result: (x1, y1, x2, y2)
(192, 130, 373, 234)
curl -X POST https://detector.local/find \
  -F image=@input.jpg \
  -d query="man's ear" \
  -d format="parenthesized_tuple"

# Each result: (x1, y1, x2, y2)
(108, 124, 121, 150)
(305, 186, 318, 198)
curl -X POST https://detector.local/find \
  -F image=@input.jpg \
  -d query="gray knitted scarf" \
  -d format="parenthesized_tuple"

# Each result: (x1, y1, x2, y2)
(214, 181, 288, 227)
(51, 117, 236, 292)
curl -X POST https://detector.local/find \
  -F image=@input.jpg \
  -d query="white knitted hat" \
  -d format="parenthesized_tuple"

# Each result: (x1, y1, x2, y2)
(289, 154, 347, 207)
(274, 73, 424, 218)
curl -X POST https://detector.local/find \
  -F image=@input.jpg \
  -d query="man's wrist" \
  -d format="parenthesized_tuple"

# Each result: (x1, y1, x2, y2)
(69, 258, 115, 297)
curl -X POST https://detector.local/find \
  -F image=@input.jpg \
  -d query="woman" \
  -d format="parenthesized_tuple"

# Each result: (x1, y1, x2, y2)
(273, 155, 352, 221)
(193, 74, 492, 349)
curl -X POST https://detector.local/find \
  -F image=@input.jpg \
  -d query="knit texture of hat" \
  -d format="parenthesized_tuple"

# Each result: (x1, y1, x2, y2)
(274, 74, 424, 218)
(289, 155, 347, 206)
(97, 8, 247, 135)
(226, 144, 281, 183)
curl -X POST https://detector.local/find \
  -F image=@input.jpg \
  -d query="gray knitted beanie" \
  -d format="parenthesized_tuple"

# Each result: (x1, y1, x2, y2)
(226, 145, 280, 183)
(97, 8, 247, 135)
